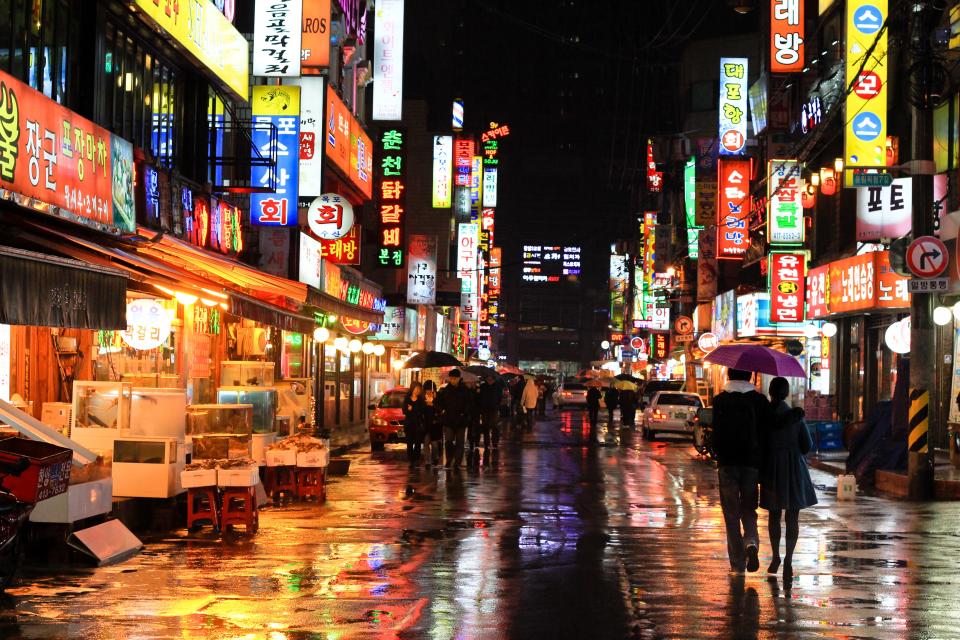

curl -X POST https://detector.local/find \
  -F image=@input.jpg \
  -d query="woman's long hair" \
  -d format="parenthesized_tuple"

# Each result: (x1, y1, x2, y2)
(407, 381, 423, 401)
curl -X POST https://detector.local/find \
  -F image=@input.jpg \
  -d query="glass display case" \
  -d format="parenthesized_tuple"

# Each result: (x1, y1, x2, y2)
(220, 361, 276, 387)
(185, 403, 253, 460)
(70, 381, 133, 453)
(216, 387, 278, 434)
(130, 388, 187, 438)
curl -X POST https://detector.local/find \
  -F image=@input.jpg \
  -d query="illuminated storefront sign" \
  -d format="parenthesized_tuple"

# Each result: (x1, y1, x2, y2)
(736, 292, 805, 337)
(372, 0, 404, 120)
(407, 234, 437, 304)
(488, 247, 502, 325)
(251, 84, 300, 226)
(470, 155, 482, 220)
(432, 135, 452, 207)
(856, 177, 911, 240)
(253, 0, 302, 76)
(0, 68, 135, 233)
(845, 0, 887, 171)
(684, 157, 700, 258)
(320, 224, 360, 264)
(717, 158, 751, 257)
(646, 140, 662, 192)
(457, 223, 479, 294)
(307, 192, 353, 239)
(296, 76, 325, 204)
(454, 138, 474, 187)
(610, 254, 628, 331)
(768, 160, 804, 244)
(712, 290, 736, 342)
(482, 167, 497, 208)
(209, 200, 243, 253)
(806, 250, 909, 319)
(374, 306, 405, 341)
(651, 332, 669, 361)
(323, 86, 372, 198)
(350, 124, 373, 200)
(132, 0, 249, 100)
(376, 127, 406, 267)
(122, 299, 172, 351)
(771, 0, 804, 73)
(321, 262, 386, 312)
(718, 57, 748, 155)
(769, 251, 806, 324)
(522, 245, 582, 283)
(186, 195, 210, 247)
(298, 232, 324, 288)
(301, 0, 331, 70)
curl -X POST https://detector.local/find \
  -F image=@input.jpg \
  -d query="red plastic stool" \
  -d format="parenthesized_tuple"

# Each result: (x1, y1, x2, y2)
(296, 467, 326, 501)
(265, 465, 297, 499)
(186, 487, 219, 532)
(221, 486, 259, 533)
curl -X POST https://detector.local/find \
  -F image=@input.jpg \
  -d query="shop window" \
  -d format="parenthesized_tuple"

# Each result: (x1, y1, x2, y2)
(281, 332, 305, 378)
(0, 0, 74, 104)
(92, 299, 181, 388)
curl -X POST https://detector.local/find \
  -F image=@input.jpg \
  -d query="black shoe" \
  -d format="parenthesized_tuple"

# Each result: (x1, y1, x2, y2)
(745, 545, 759, 573)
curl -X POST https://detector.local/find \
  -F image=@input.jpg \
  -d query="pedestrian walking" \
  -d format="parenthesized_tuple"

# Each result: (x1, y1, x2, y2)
(422, 381, 443, 467)
(402, 382, 425, 467)
(436, 369, 475, 468)
(520, 377, 539, 433)
(476, 374, 503, 465)
(761, 377, 818, 582)
(604, 386, 619, 426)
(536, 382, 547, 417)
(711, 368, 772, 574)
(586, 384, 602, 427)
(619, 385, 638, 428)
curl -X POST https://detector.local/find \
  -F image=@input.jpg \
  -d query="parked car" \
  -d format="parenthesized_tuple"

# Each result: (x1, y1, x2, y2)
(639, 379, 685, 409)
(555, 382, 589, 409)
(640, 391, 704, 440)
(368, 387, 407, 451)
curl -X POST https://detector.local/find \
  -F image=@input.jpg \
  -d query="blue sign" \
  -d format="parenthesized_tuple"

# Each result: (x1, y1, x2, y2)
(852, 112, 882, 141)
(250, 114, 300, 226)
(853, 5, 882, 35)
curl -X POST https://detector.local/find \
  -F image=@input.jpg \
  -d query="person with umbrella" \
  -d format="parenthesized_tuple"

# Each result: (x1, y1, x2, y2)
(617, 380, 638, 429)
(402, 382, 425, 468)
(475, 373, 503, 465)
(520, 376, 539, 433)
(586, 382, 602, 437)
(604, 385, 619, 427)
(436, 369, 476, 469)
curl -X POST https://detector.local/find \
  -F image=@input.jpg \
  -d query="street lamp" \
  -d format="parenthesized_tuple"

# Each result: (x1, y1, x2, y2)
(361, 342, 375, 354)
(313, 327, 330, 343)
(348, 339, 362, 353)
(821, 322, 838, 338)
(600, 340, 610, 350)
(934, 306, 953, 326)
(333, 336, 349, 352)
(373, 344, 386, 357)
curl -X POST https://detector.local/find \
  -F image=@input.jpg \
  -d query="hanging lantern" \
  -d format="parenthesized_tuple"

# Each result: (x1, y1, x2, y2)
(801, 182, 816, 209)
(820, 168, 837, 196)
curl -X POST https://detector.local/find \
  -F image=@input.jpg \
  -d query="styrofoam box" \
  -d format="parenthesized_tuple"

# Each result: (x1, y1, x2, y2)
(180, 468, 218, 489)
(217, 466, 260, 487)
(265, 449, 297, 467)
(30, 478, 113, 524)
(297, 449, 330, 468)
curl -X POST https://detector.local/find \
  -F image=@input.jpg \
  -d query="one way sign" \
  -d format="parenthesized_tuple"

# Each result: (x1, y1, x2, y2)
(906, 236, 948, 279)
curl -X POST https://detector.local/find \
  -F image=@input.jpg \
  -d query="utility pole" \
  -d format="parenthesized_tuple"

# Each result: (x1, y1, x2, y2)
(907, 1, 943, 500)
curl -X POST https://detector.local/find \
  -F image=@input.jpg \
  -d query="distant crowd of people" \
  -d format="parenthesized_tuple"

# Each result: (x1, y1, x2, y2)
(400, 369, 549, 469)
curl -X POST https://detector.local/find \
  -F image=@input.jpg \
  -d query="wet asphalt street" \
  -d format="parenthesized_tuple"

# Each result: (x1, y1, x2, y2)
(4, 409, 960, 639)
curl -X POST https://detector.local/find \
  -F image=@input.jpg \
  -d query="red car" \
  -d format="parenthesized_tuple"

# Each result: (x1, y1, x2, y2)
(368, 387, 407, 451)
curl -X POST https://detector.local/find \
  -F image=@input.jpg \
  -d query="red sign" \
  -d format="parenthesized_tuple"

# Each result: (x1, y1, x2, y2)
(630, 336, 645, 351)
(717, 159, 751, 258)
(646, 140, 662, 193)
(342, 317, 371, 335)
(0, 67, 135, 233)
(651, 332, 670, 360)
(770, 0, 804, 73)
(454, 138, 474, 187)
(853, 71, 882, 100)
(320, 224, 361, 265)
(906, 235, 947, 278)
(209, 199, 243, 254)
(806, 251, 910, 319)
(769, 252, 806, 324)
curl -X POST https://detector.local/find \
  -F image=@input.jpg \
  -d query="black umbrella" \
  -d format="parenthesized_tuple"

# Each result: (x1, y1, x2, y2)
(402, 351, 464, 369)
(614, 373, 641, 383)
(464, 365, 501, 378)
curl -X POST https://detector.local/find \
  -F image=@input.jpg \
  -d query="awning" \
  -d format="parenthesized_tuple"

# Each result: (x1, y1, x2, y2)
(0, 246, 127, 329)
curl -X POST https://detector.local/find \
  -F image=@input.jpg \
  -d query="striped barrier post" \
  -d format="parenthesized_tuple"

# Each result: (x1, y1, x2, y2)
(909, 388, 929, 454)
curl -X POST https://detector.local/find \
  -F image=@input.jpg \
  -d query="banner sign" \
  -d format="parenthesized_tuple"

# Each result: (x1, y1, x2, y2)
(0, 68, 135, 233)
(769, 251, 806, 323)
(372, 0, 404, 120)
(771, 0, 804, 73)
(806, 250, 909, 318)
(718, 57, 748, 155)
(768, 160, 804, 244)
(844, 0, 887, 171)
(856, 177, 911, 240)
(251, 84, 300, 226)
(717, 158, 751, 257)
(407, 234, 437, 304)
(296, 76, 324, 204)
(376, 127, 406, 267)
(432, 135, 452, 207)
(253, 0, 303, 77)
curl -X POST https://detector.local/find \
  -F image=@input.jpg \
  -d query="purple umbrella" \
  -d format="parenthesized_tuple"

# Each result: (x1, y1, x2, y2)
(703, 344, 806, 378)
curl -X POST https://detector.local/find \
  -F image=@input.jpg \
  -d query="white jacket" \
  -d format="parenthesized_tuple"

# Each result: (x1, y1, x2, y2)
(521, 379, 539, 409)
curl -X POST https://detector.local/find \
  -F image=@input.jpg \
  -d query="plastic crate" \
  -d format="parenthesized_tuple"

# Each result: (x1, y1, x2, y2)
(0, 438, 72, 503)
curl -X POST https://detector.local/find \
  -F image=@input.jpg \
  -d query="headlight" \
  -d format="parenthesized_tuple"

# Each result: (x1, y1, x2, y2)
(372, 418, 388, 427)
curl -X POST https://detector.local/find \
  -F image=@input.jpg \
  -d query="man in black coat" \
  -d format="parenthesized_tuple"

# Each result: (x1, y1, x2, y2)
(437, 369, 476, 469)
(475, 374, 503, 464)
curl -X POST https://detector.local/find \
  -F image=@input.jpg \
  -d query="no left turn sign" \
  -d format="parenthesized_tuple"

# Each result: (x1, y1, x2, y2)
(906, 236, 948, 279)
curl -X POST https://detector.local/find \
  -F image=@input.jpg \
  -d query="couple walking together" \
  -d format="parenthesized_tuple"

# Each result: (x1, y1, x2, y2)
(712, 369, 818, 581)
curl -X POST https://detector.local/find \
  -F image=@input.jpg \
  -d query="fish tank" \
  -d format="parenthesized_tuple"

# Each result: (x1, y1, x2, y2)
(185, 404, 253, 460)
(217, 387, 278, 434)
(130, 388, 187, 438)
(220, 361, 275, 387)
(71, 381, 133, 432)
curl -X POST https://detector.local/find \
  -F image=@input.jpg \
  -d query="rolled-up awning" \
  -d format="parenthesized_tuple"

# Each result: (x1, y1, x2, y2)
(0, 246, 127, 329)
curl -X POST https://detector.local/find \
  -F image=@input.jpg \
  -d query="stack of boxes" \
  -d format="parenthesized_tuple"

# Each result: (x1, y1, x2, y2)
(803, 392, 843, 453)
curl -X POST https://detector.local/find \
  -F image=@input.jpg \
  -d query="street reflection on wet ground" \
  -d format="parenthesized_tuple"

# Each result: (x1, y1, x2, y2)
(3, 409, 960, 638)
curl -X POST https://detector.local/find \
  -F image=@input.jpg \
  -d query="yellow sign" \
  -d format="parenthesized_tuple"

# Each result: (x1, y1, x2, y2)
(844, 0, 887, 179)
(251, 85, 301, 117)
(132, 0, 249, 101)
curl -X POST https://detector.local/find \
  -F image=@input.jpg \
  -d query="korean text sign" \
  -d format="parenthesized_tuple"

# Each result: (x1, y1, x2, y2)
(768, 160, 804, 244)
(350, 124, 373, 200)
(250, 84, 300, 226)
(684, 157, 700, 258)
(407, 234, 437, 304)
(0, 68, 135, 233)
(845, 0, 887, 170)
(771, 0, 804, 73)
(718, 57, 748, 155)
(457, 223, 479, 294)
(296, 76, 325, 202)
(769, 251, 806, 324)
(717, 159, 751, 257)
(377, 128, 405, 268)
(325, 85, 351, 178)
(856, 177, 911, 240)
(321, 224, 361, 265)
(805, 250, 909, 319)
(253, 0, 303, 77)
(301, 0, 331, 70)
(454, 138, 474, 187)
(372, 0, 404, 120)
(432, 135, 452, 207)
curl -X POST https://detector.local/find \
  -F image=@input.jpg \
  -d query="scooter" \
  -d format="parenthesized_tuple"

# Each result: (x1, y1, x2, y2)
(692, 408, 716, 460)
(0, 456, 33, 591)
